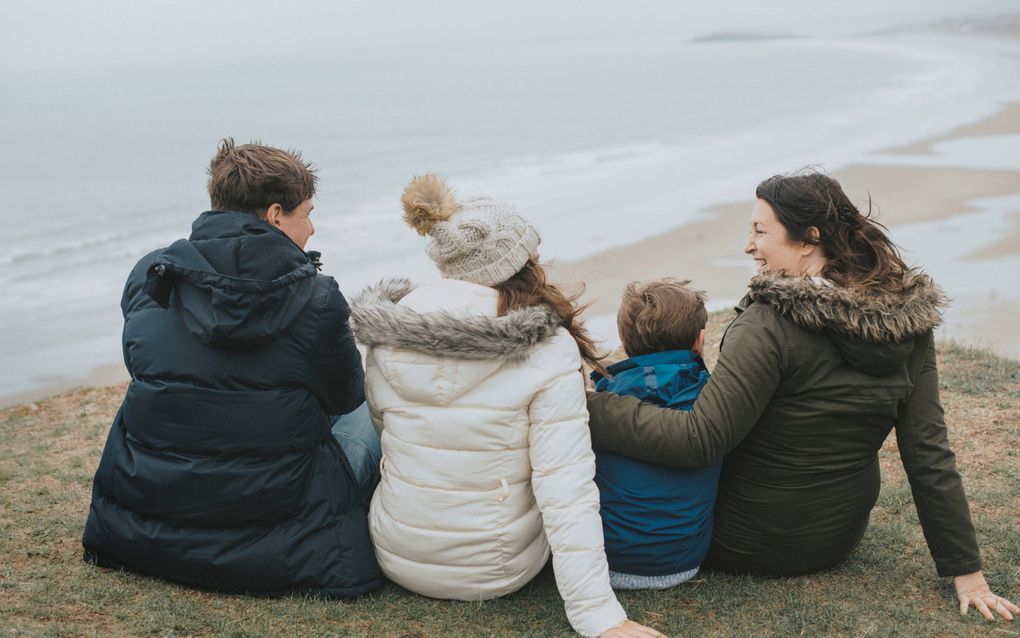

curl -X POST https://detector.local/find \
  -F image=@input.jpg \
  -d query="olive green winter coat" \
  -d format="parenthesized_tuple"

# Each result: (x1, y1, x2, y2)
(586, 272, 981, 577)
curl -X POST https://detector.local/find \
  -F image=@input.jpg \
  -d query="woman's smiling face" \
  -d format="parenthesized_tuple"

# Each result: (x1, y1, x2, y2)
(744, 198, 811, 275)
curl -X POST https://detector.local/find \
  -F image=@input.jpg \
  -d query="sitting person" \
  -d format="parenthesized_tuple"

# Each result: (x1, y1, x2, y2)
(82, 139, 382, 598)
(350, 174, 663, 638)
(585, 170, 1017, 621)
(592, 279, 721, 590)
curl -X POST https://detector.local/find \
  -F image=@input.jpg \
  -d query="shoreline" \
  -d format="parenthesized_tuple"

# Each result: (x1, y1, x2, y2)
(3, 362, 129, 409)
(552, 102, 1020, 357)
(4, 103, 1020, 409)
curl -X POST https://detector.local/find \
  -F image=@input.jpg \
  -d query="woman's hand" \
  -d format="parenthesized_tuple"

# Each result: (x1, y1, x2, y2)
(599, 619, 667, 638)
(954, 571, 1018, 621)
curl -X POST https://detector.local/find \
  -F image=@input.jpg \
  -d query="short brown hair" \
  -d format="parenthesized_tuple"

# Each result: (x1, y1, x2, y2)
(617, 279, 707, 356)
(207, 138, 317, 216)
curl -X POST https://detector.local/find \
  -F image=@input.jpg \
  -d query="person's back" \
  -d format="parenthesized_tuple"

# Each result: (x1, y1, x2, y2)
(703, 279, 936, 576)
(351, 175, 663, 638)
(592, 280, 721, 589)
(355, 276, 585, 598)
(82, 139, 382, 597)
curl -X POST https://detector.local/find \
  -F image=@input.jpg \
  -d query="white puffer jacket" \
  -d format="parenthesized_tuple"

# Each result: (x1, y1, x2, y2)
(350, 277, 627, 637)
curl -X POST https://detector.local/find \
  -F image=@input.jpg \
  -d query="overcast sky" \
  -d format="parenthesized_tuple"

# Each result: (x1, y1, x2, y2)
(1, 0, 1017, 73)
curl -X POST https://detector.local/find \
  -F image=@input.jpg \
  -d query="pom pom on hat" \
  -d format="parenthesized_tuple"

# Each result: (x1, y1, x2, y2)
(402, 174, 459, 236)
(400, 174, 541, 286)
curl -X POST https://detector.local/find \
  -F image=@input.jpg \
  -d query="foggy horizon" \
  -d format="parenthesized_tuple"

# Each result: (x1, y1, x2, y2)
(2, 0, 1018, 74)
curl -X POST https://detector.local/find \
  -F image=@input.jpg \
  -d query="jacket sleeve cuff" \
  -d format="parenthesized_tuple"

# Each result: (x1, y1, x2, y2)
(569, 598, 627, 637)
(935, 557, 982, 578)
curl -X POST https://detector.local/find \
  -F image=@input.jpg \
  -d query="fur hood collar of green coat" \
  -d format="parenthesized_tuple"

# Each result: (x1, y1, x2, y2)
(742, 271, 949, 376)
(745, 270, 948, 344)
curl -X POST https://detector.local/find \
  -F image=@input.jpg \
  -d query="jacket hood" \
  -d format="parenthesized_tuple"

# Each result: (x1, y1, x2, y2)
(593, 349, 709, 410)
(350, 278, 561, 360)
(351, 278, 562, 405)
(143, 211, 320, 349)
(742, 270, 948, 375)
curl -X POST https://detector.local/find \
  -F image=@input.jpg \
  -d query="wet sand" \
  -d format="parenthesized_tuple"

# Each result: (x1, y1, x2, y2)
(552, 103, 1020, 358)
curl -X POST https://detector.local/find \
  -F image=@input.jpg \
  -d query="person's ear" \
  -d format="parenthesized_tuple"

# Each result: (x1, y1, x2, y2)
(263, 203, 285, 229)
(802, 226, 821, 254)
(693, 329, 705, 355)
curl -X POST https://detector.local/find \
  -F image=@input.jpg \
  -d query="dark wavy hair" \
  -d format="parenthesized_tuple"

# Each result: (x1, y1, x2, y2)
(755, 170, 911, 294)
(493, 258, 606, 376)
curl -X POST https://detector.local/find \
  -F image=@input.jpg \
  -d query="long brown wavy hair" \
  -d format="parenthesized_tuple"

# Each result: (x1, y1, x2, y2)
(493, 258, 606, 376)
(755, 170, 912, 294)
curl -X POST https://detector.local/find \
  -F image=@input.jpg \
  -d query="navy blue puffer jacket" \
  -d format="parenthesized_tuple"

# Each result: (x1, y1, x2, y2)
(82, 211, 382, 597)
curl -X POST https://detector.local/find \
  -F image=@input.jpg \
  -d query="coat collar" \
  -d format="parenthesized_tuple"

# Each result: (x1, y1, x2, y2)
(743, 270, 948, 343)
(603, 349, 704, 376)
(350, 277, 561, 361)
(592, 349, 709, 410)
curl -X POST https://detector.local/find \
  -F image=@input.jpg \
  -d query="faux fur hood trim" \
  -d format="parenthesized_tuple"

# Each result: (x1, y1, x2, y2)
(747, 270, 949, 343)
(350, 278, 562, 361)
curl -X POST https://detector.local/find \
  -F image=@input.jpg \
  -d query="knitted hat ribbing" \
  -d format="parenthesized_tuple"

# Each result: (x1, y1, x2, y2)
(402, 175, 541, 286)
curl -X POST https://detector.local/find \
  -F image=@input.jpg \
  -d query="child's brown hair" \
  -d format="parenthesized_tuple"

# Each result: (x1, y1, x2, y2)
(617, 279, 707, 357)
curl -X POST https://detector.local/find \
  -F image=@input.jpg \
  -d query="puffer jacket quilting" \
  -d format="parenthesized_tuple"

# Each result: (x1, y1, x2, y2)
(82, 211, 382, 598)
(351, 277, 626, 638)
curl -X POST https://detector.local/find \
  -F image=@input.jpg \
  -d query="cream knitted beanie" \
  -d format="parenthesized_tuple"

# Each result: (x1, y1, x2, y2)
(401, 174, 541, 286)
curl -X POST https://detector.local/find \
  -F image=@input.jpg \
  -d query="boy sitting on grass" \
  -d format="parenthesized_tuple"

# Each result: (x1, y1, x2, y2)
(591, 279, 722, 590)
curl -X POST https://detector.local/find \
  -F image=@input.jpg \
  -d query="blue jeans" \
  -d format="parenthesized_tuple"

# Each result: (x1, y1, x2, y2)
(330, 402, 381, 504)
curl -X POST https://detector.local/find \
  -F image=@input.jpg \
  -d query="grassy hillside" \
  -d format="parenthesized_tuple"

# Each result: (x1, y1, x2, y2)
(1, 312, 1017, 637)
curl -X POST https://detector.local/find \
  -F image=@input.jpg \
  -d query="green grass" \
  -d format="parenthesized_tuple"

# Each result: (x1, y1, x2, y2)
(938, 340, 1020, 396)
(1, 341, 1018, 637)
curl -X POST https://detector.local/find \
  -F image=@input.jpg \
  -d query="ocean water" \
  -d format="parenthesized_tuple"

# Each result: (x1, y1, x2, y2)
(2, 29, 1020, 403)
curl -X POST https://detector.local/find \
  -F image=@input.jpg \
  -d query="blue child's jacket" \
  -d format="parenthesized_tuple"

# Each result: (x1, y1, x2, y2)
(592, 349, 721, 575)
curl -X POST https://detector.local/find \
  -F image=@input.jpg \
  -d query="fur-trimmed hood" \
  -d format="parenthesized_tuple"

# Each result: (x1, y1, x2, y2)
(358, 277, 629, 635)
(350, 278, 561, 361)
(742, 270, 948, 375)
(746, 270, 947, 342)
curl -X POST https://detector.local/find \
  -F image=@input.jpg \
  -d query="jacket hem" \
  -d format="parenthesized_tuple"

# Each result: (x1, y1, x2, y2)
(83, 548, 384, 599)
(935, 558, 983, 578)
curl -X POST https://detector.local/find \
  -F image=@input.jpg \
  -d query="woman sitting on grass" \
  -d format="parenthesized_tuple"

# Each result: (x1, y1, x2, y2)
(349, 175, 662, 638)
(585, 170, 1017, 621)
